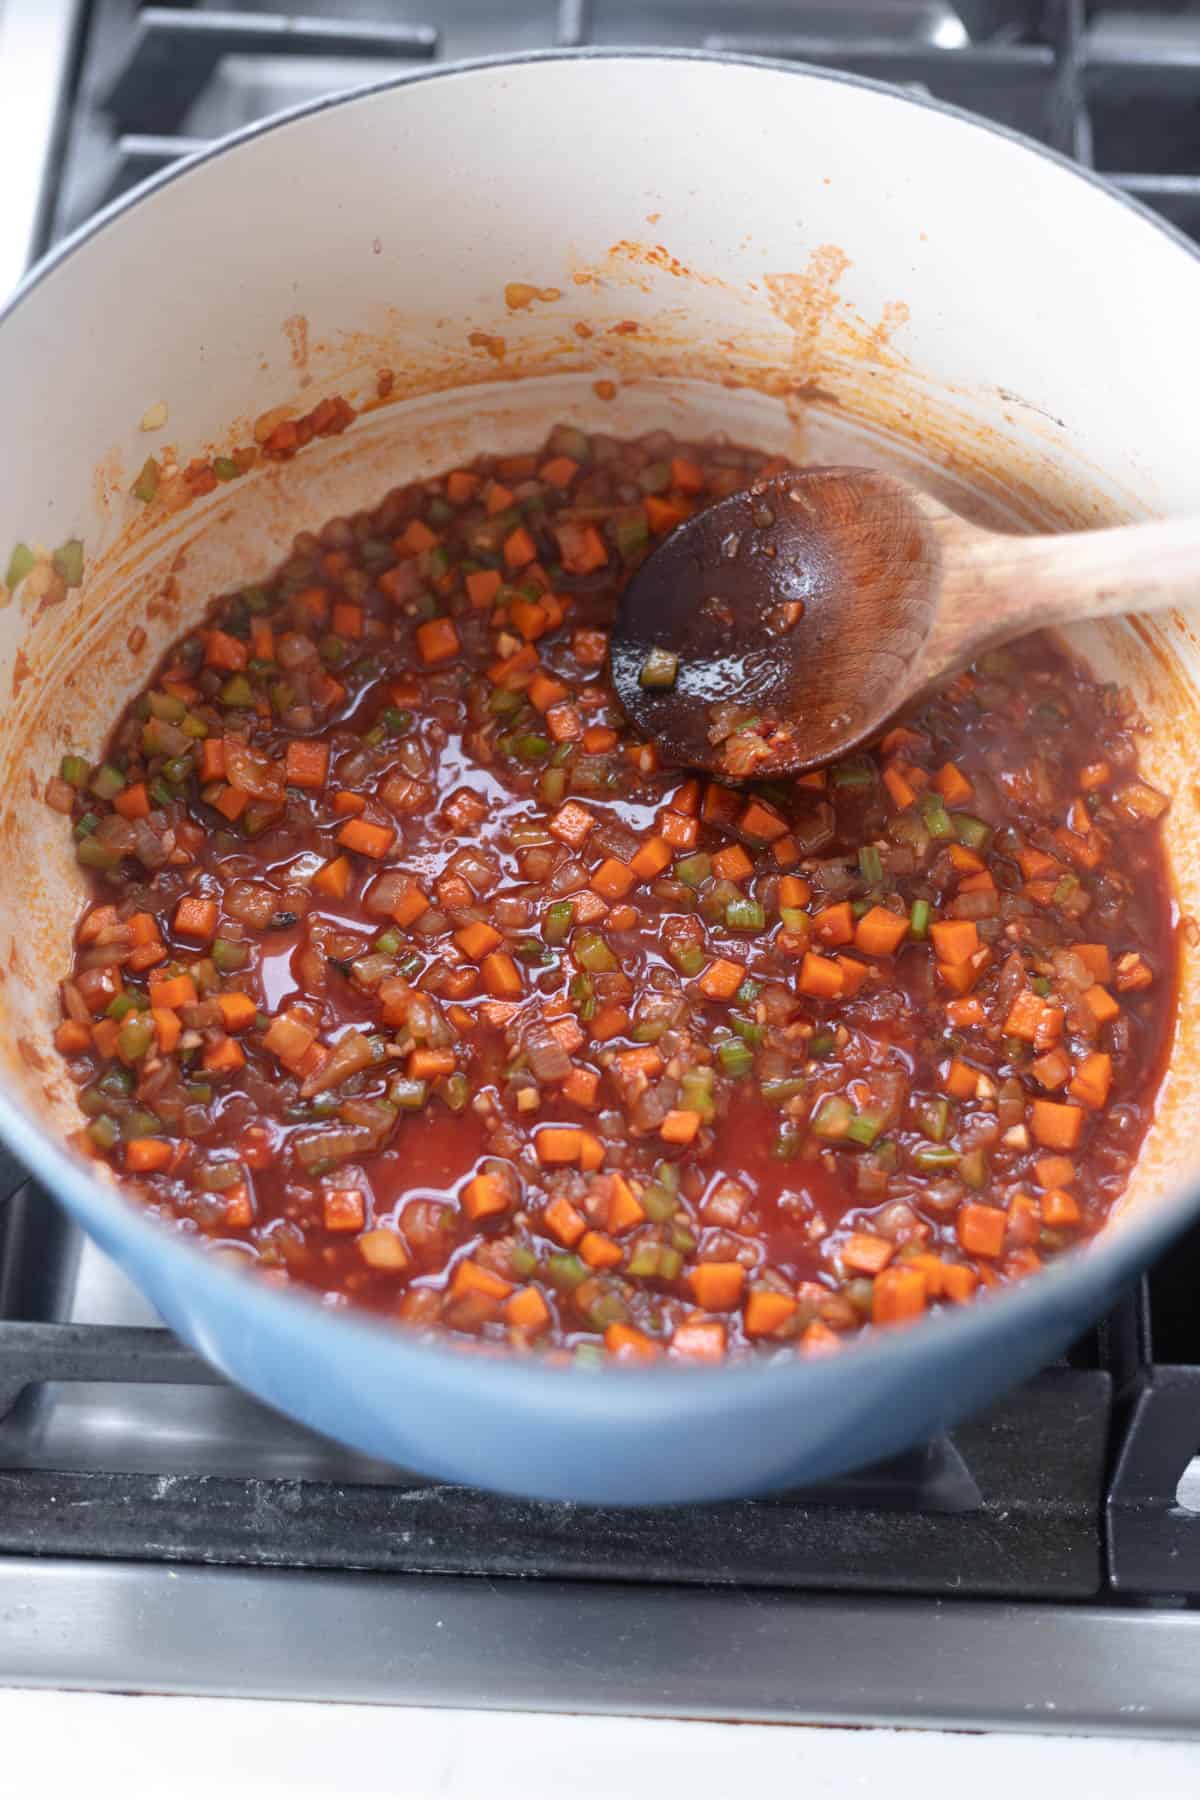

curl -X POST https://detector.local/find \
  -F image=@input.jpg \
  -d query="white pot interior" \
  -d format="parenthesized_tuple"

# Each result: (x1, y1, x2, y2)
(1, 53, 1198, 1260)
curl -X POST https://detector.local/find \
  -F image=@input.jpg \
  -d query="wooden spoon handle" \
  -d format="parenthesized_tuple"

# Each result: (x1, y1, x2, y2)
(926, 512, 1200, 675)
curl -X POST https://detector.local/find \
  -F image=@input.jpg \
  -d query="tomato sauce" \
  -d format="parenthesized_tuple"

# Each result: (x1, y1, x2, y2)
(47, 426, 1177, 1364)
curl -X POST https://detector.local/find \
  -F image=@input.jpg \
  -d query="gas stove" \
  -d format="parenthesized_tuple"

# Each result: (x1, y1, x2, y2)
(3, 0, 1200, 1730)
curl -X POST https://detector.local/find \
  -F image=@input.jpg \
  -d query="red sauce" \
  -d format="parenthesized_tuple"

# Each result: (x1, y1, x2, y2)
(47, 425, 1177, 1364)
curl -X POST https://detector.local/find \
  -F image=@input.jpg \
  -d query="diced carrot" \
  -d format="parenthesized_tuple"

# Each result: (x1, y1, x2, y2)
(213, 1180, 250, 1229)
(934, 761, 973, 806)
(659, 811, 698, 850)
(173, 895, 218, 942)
(1031, 1099, 1084, 1150)
(941, 1263, 979, 1304)
(958, 871, 996, 895)
(1004, 990, 1045, 1042)
(54, 1020, 92, 1056)
(126, 1138, 172, 1173)
(948, 843, 985, 874)
(937, 953, 989, 997)
(872, 1265, 927, 1325)
(572, 891, 609, 927)
(957, 1203, 1006, 1258)
(451, 1259, 512, 1302)
(1070, 1051, 1113, 1110)
(590, 1003, 630, 1043)
(697, 958, 745, 1002)
(842, 1233, 895, 1275)
(511, 598, 549, 641)
(801, 1320, 843, 1356)
(213, 785, 249, 823)
(332, 601, 363, 639)
(466, 567, 502, 610)
(797, 953, 845, 1000)
(311, 855, 351, 899)
(149, 972, 198, 1010)
(738, 799, 788, 844)
(537, 1127, 584, 1166)
(443, 470, 480, 506)
(398, 518, 438, 556)
(942, 1058, 979, 1100)
(1034, 1006, 1064, 1049)
(702, 783, 741, 826)
(1083, 984, 1120, 1025)
(262, 1011, 315, 1071)
(1031, 1048, 1071, 1090)
(76, 905, 119, 946)
(772, 835, 800, 868)
(562, 1066, 599, 1109)
(482, 480, 515, 519)
(216, 991, 257, 1033)
(1035, 1155, 1076, 1190)
(195, 740, 224, 786)
(336, 819, 396, 859)
(604, 1322, 660, 1362)
(543, 1195, 587, 1247)
(660, 1109, 702, 1145)
(1072, 943, 1112, 983)
(295, 586, 330, 625)
(671, 1317, 728, 1361)
(883, 765, 916, 810)
(480, 953, 522, 998)
(688, 1262, 746, 1310)
(333, 790, 366, 817)
(579, 1230, 623, 1270)
(712, 844, 754, 883)
(203, 1035, 246, 1075)
(778, 875, 811, 909)
(454, 920, 502, 961)
(644, 494, 691, 534)
(947, 997, 986, 1028)
(855, 905, 909, 957)
(506, 1286, 551, 1334)
(660, 456, 703, 498)
(113, 781, 150, 820)
(529, 671, 569, 714)
(407, 1047, 457, 1081)
(91, 1018, 120, 1060)
(744, 1290, 798, 1337)
(415, 617, 460, 664)
(1042, 1188, 1082, 1228)
(536, 455, 579, 489)
(284, 740, 329, 790)
(582, 726, 618, 754)
(836, 955, 869, 996)
(813, 902, 855, 948)
(462, 1171, 512, 1222)
(589, 858, 635, 903)
(503, 524, 538, 570)
(630, 836, 671, 881)
(150, 1007, 181, 1054)
(1055, 825, 1102, 871)
(930, 919, 978, 964)
(323, 1189, 366, 1233)
(605, 1174, 645, 1234)
(204, 629, 248, 671)
(548, 801, 595, 849)
(579, 1132, 606, 1173)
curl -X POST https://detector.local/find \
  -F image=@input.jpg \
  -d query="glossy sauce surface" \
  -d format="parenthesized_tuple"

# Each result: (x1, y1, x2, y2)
(49, 427, 1177, 1364)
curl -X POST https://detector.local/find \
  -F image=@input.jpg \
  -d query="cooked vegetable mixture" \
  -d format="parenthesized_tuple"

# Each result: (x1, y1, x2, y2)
(49, 427, 1176, 1363)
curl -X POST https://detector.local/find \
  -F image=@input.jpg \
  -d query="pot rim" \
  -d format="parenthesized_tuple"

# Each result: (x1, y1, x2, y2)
(0, 46, 1193, 1406)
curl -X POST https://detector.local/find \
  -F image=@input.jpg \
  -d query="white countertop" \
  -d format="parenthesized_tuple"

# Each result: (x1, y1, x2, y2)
(2, 1691, 1197, 1798)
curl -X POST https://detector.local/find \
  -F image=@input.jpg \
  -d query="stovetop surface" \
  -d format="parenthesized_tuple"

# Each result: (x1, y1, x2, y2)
(6, 0, 1200, 1729)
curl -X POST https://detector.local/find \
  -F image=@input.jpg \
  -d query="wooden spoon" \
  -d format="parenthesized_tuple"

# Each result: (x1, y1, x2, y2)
(610, 465, 1198, 778)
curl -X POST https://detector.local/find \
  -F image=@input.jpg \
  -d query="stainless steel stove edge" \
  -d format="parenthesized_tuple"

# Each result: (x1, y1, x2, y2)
(0, 1561, 1197, 1734)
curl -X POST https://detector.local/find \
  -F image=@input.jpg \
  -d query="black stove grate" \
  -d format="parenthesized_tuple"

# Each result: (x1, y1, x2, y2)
(12, 0, 1200, 1612)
